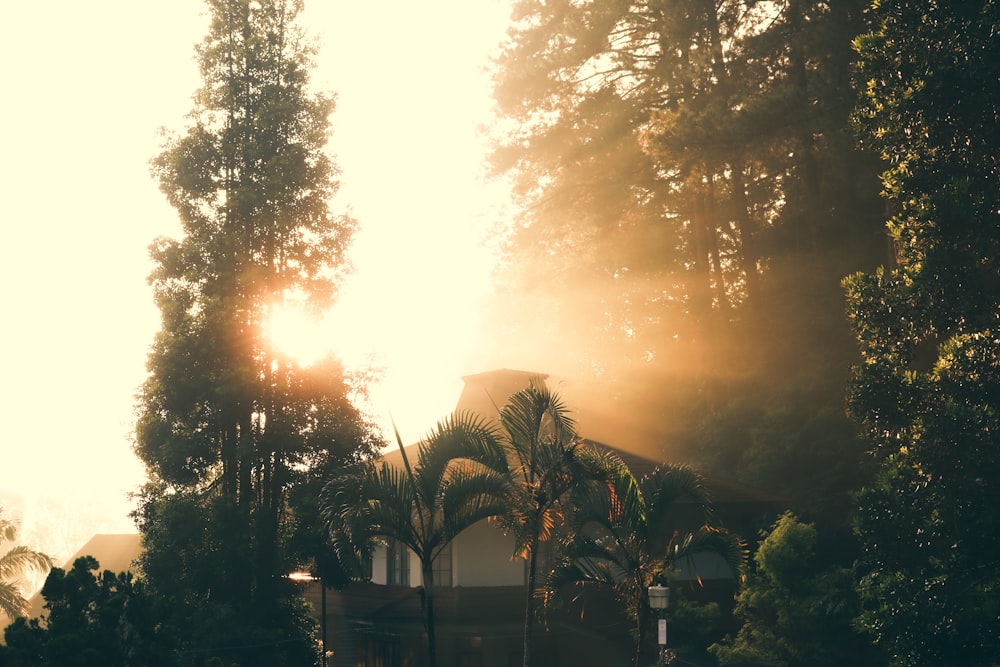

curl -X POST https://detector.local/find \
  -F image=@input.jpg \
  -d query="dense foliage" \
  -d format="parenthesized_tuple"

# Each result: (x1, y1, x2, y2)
(846, 2, 1000, 665)
(1, 558, 174, 667)
(488, 0, 884, 523)
(132, 1, 382, 664)
(710, 512, 878, 667)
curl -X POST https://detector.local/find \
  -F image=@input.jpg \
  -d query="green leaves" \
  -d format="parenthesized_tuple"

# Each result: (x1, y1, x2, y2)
(545, 455, 743, 667)
(710, 513, 869, 667)
(134, 3, 378, 662)
(322, 411, 511, 667)
(848, 3, 1000, 665)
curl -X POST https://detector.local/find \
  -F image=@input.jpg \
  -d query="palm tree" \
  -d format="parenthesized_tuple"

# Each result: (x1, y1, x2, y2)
(545, 456, 746, 667)
(0, 508, 52, 622)
(323, 412, 510, 667)
(495, 382, 598, 667)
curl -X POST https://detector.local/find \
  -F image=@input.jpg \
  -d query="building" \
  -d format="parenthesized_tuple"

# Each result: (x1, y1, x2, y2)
(17, 370, 784, 666)
(311, 369, 785, 667)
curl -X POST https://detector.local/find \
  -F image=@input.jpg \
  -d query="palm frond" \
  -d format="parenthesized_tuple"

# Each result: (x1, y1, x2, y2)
(570, 447, 645, 537)
(0, 516, 17, 545)
(500, 382, 577, 469)
(664, 526, 747, 585)
(643, 464, 713, 527)
(0, 510, 49, 621)
(439, 468, 509, 537)
(321, 462, 378, 573)
(0, 546, 53, 581)
(0, 580, 29, 620)
(363, 463, 424, 546)
(419, 412, 508, 475)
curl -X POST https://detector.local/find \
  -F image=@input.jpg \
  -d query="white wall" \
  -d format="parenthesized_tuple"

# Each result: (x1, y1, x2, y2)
(369, 519, 523, 588)
(676, 552, 735, 581)
(453, 519, 523, 586)
(371, 544, 388, 585)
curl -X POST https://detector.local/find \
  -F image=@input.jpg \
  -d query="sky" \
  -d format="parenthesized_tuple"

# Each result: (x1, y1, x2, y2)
(0, 0, 514, 538)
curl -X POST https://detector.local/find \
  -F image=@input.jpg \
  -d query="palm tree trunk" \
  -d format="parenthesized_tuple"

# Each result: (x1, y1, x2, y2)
(634, 603, 645, 667)
(633, 589, 649, 667)
(422, 559, 438, 667)
(523, 546, 538, 667)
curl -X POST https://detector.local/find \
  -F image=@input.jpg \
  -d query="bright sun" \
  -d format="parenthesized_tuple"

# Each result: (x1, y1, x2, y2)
(266, 293, 478, 446)
(267, 303, 344, 368)
(247, 1, 516, 445)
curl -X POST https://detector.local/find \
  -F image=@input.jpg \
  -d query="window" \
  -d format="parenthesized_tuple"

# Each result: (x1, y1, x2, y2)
(387, 540, 409, 585)
(432, 542, 452, 587)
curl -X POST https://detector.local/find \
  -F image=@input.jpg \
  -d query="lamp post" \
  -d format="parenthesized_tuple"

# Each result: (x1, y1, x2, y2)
(648, 585, 671, 667)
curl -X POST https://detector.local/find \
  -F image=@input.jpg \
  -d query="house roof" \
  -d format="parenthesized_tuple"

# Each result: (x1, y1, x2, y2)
(456, 368, 549, 422)
(380, 437, 783, 508)
(584, 439, 786, 506)
(379, 369, 787, 508)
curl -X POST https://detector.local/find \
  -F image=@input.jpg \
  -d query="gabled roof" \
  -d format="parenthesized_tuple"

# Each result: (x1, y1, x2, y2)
(584, 439, 787, 506)
(63, 533, 142, 574)
(378, 369, 787, 508)
(456, 368, 549, 422)
(381, 437, 783, 508)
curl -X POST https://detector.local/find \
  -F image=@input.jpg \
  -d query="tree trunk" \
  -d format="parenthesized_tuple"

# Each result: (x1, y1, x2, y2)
(422, 559, 438, 667)
(731, 162, 760, 306)
(633, 601, 645, 667)
(523, 545, 538, 667)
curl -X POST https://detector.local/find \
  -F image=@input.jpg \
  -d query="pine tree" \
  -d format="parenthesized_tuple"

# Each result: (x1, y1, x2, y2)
(134, 2, 380, 664)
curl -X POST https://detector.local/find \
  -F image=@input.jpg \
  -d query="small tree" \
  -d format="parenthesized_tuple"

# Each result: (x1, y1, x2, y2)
(547, 456, 745, 667)
(324, 413, 510, 667)
(710, 513, 880, 667)
(493, 383, 600, 667)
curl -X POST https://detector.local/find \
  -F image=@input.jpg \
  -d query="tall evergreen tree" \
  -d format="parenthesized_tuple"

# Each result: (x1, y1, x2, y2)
(846, 2, 1000, 665)
(134, 1, 380, 664)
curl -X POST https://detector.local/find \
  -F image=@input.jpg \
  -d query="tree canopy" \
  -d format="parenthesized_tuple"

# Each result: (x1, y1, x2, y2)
(0, 557, 175, 667)
(487, 0, 884, 521)
(846, 2, 1000, 665)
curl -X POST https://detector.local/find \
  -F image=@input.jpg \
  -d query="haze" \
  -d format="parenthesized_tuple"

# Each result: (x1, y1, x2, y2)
(1, 0, 512, 562)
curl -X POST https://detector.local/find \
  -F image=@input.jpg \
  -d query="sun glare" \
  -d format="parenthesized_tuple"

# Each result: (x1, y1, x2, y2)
(266, 303, 340, 367)
(265, 295, 474, 446)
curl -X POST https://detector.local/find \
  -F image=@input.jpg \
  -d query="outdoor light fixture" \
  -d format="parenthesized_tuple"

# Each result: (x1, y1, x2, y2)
(648, 585, 672, 666)
(648, 584, 670, 609)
